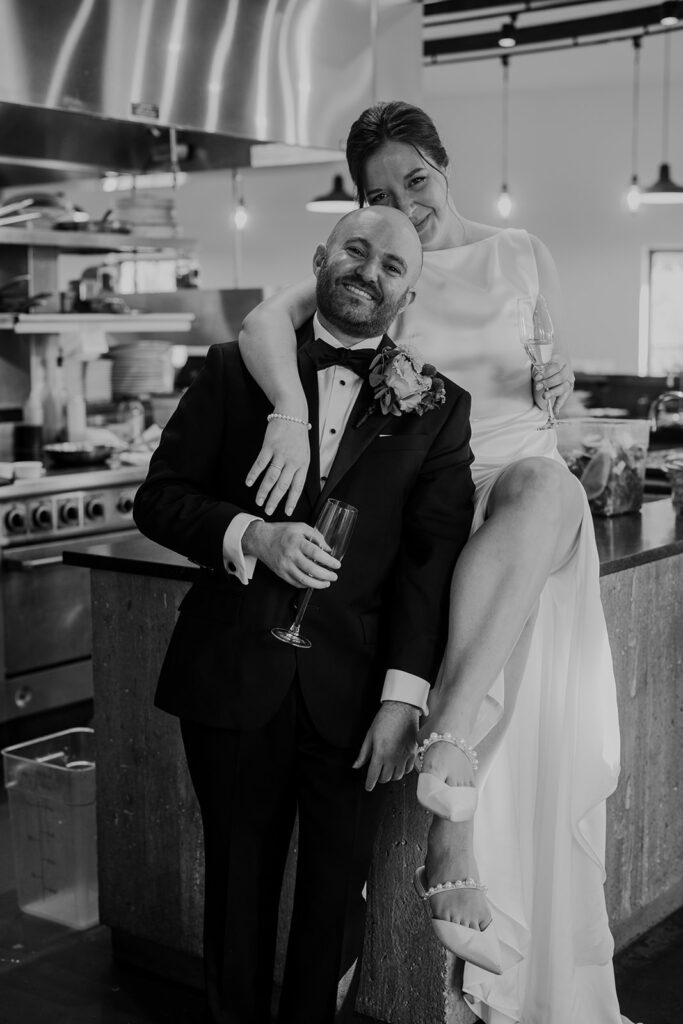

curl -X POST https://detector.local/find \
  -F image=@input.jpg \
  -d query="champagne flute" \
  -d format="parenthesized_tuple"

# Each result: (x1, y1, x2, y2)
(271, 498, 358, 649)
(517, 294, 558, 430)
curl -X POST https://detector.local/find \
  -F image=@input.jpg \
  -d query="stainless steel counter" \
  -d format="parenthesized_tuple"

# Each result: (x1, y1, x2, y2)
(0, 463, 147, 500)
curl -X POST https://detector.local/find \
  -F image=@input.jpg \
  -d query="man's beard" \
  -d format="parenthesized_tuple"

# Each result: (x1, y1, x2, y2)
(316, 262, 407, 339)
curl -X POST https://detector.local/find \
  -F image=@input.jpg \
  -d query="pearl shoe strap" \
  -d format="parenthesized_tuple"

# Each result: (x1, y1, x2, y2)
(416, 732, 479, 772)
(419, 877, 488, 900)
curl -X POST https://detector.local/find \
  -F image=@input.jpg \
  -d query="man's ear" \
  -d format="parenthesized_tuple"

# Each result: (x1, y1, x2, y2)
(312, 244, 327, 277)
(397, 288, 416, 314)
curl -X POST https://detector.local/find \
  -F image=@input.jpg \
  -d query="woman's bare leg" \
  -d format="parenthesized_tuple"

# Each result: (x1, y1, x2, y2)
(422, 458, 584, 928)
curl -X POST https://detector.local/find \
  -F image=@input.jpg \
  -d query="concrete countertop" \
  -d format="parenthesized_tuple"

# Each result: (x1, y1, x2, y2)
(63, 498, 683, 580)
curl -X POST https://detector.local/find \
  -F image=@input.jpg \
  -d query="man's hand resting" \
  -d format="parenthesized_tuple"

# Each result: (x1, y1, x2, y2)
(353, 701, 419, 791)
(242, 520, 340, 588)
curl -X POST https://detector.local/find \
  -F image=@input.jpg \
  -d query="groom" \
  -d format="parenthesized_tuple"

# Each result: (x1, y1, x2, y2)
(133, 206, 474, 1024)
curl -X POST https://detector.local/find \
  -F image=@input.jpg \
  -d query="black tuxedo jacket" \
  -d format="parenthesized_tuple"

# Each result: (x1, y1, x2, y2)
(133, 321, 475, 747)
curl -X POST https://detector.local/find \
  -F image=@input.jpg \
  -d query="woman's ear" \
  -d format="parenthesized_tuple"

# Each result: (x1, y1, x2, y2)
(312, 244, 327, 277)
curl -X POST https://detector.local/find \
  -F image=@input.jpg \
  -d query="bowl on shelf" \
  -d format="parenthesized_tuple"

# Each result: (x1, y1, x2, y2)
(556, 418, 651, 516)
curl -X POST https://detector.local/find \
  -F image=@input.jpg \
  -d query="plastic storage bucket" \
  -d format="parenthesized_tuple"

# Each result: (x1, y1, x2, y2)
(1, 727, 98, 929)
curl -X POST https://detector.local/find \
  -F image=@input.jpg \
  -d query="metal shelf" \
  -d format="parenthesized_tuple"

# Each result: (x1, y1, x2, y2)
(0, 226, 195, 253)
(10, 313, 194, 334)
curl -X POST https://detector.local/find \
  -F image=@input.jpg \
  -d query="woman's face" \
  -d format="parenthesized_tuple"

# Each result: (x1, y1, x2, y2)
(362, 140, 455, 251)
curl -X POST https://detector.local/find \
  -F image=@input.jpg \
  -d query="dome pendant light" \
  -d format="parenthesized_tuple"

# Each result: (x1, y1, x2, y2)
(640, 32, 683, 204)
(496, 56, 513, 220)
(626, 37, 642, 213)
(305, 174, 357, 213)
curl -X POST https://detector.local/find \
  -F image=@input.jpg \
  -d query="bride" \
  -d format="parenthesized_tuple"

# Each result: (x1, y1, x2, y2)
(238, 100, 637, 1024)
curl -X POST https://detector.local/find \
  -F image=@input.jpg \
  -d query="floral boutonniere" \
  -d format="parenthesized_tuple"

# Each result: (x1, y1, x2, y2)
(357, 345, 446, 427)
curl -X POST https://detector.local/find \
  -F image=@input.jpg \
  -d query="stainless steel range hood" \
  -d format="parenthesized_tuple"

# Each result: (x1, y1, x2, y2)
(0, 0, 420, 188)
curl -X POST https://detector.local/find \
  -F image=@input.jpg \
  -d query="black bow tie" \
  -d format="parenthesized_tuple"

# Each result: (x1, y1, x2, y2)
(306, 338, 377, 378)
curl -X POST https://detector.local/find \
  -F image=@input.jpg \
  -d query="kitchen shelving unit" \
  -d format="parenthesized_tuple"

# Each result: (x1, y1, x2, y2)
(0, 226, 195, 412)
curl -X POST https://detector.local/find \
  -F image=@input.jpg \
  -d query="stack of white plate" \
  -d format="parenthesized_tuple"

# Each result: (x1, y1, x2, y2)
(111, 341, 174, 398)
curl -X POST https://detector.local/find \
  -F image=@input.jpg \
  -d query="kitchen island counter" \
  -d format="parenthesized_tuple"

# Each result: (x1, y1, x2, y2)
(64, 495, 683, 578)
(64, 499, 683, 1024)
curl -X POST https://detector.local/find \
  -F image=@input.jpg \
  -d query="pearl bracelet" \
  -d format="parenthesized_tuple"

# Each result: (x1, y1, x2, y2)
(415, 732, 479, 772)
(267, 412, 311, 430)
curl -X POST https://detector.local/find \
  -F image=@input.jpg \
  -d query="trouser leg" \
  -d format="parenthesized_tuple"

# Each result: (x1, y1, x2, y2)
(277, 694, 383, 1024)
(181, 692, 298, 1024)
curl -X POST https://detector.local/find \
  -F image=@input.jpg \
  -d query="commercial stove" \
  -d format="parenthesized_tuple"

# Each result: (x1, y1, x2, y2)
(0, 465, 146, 723)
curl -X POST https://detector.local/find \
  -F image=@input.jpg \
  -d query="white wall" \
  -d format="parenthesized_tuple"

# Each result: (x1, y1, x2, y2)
(422, 35, 683, 376)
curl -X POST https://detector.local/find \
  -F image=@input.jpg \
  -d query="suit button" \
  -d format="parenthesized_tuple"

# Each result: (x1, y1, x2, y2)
(228, 561, 236, 572)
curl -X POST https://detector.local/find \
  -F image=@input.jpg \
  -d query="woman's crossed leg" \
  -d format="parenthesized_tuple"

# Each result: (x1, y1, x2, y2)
(420, 456, 585, 929)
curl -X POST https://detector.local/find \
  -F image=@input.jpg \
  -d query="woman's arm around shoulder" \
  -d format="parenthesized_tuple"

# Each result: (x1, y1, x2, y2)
(238, 277, 317, 515)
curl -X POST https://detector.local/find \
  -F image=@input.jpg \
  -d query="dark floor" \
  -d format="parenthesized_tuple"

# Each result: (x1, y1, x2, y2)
(1, 792, 682, 1023)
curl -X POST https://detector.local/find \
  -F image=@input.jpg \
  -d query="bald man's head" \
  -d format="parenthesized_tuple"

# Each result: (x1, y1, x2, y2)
(312, 206, 423, 341)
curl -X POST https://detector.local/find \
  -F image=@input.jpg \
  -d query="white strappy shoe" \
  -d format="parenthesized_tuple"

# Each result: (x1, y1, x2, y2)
(415, 731, 479, 822)
(414, 865, 503, 975)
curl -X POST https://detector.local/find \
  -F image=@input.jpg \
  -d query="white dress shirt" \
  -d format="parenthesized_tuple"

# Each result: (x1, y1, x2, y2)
(222, 312, 429, 712)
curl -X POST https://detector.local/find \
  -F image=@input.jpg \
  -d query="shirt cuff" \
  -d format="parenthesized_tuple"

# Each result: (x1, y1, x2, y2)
(222, 513, 262, 584)
(381, 670, 430, 715)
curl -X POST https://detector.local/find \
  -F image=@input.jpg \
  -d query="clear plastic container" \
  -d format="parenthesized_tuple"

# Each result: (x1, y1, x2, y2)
(556, 418, 651, 516)
(1, 727, 98, 929)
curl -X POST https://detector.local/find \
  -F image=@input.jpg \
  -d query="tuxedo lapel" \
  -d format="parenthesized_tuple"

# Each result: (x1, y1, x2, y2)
(297, 339, 321, 509)
(313, 335, 394, 517)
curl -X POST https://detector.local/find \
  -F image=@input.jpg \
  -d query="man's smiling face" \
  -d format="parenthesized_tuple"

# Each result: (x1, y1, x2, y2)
(313, 206, 422, 342)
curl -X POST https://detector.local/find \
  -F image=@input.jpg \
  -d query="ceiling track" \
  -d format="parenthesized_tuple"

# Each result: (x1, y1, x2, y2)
(424, 23, 683, 65)
(423, 4, 681, 59)
(424, 0, 651, 17)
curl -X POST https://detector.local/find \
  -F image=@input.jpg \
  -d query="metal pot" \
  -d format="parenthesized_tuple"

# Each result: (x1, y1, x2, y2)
(43, 443, 114, 467)
(648, 390, 683, 431)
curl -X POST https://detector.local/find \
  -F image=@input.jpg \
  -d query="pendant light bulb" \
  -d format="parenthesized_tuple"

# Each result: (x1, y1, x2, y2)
(234, 201, 248, 230)
(624, 37, 643, 214)
(626, 176, 641, 214)
(497, 57, 513, 221)
(497, 186, 513, 220)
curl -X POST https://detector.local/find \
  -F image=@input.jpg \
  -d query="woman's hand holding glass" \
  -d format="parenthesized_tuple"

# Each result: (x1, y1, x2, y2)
(518, 294, 575, 428)
(531, 347, 575, 417)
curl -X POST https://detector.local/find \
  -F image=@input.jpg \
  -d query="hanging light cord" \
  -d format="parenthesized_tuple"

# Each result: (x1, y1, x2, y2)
(501, 55, 510, 188)
(662, 31, 671, 163)
(630, 36, 641, 181)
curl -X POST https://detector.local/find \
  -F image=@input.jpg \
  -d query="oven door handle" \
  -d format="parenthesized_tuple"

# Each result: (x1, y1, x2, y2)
(3, 554, 65, 571)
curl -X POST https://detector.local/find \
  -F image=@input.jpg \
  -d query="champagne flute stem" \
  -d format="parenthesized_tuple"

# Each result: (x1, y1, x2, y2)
(289, 586, 314, 630)
(545, 395, 557, 424)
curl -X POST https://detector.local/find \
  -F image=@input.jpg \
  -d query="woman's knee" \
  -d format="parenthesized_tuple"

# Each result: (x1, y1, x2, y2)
(489, 457, 582, 525)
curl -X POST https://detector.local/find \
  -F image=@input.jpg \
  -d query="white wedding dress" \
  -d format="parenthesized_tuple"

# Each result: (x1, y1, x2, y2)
(394, 229, 634, 1024)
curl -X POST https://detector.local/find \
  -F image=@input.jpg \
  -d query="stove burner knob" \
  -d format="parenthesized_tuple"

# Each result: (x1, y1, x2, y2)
(5, 506, 27, 533)
(32, 503, 53, 529)
(117, 494, 134, 515)
(14, 685, 33, 710)
(85, 498, 105, 520)
(60, 501, 79, 525)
